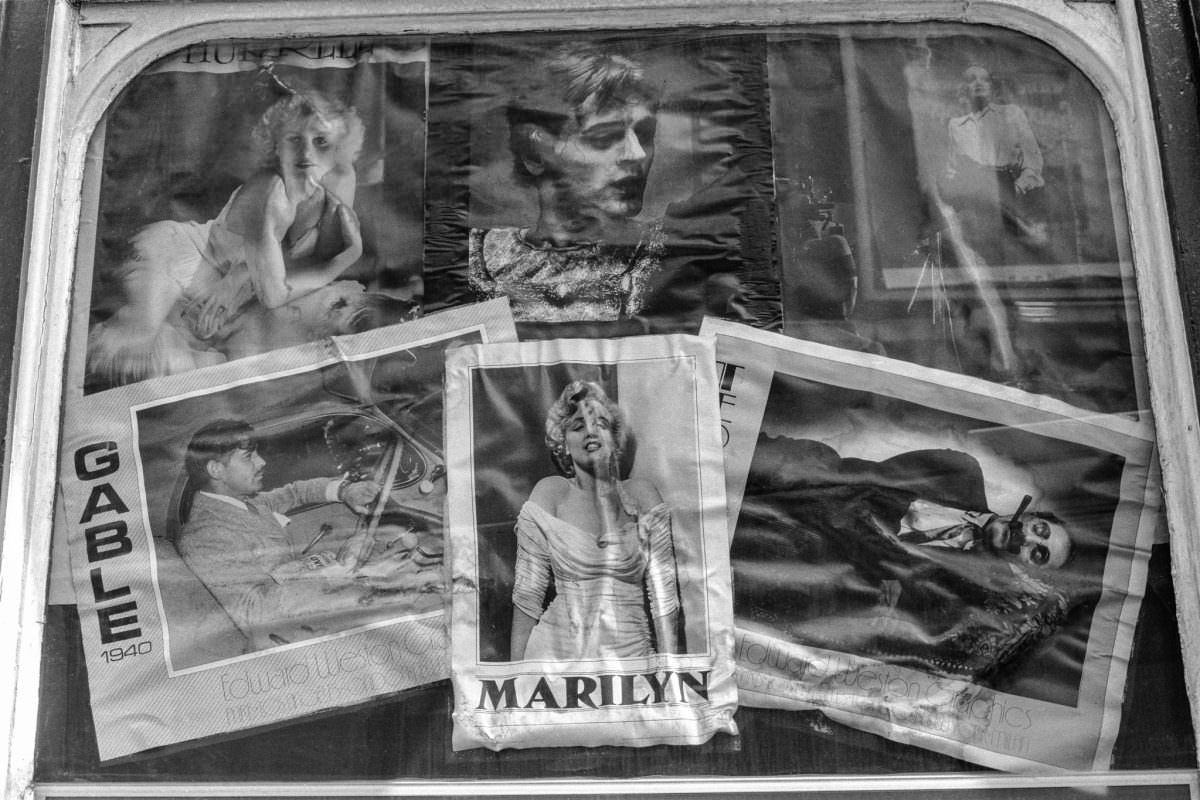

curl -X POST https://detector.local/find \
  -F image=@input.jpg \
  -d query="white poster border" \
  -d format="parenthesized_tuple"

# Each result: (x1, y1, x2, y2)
(701, 317, 1160, 772)
(59, 300, 516, 761)
(444, 335, 738, 751)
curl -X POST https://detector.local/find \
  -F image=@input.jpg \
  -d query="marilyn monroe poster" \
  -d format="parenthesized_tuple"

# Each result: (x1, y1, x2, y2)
(444, 335, 737, 750)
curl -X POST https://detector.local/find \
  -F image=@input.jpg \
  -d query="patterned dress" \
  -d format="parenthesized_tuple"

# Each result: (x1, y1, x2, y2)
(468, 224, 665, 323)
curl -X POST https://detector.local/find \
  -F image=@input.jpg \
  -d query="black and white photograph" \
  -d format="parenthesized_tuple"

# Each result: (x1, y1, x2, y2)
(422, 32, 780, 337)
(737, 395, 1112, 695)
(767, 27, 1141, 414)
(137, 341, 458, 668)
(444, 336, 738, 750)
(56, 303, 516, 760)
(32, 19, 1193, 784)
(471, 370, 696, 663)
(703, 318, 1160, 772)
(80, 39, 429, 394)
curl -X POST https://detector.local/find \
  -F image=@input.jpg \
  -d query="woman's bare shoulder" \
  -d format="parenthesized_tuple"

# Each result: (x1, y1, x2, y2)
(621, 477, 664, 511)
(322, 164, 357, 204)
(226, 172, 290, 233)
(528, 475, 570, 512)
(234, 170, 286, 204)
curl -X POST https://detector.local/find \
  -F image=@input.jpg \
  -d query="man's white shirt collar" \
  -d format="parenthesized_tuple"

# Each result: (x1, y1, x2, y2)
(957, 104, 997, 125)
(198, 490, 291, 526)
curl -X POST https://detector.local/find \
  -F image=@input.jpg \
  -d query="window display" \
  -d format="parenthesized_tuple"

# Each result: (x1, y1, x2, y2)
(20, 9, 1195, 792)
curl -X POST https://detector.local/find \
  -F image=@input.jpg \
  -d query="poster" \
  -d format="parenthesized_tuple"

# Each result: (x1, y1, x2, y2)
(444, 335, 738, 749)
(702, 318, 1159, 771)
(42, 21, 1182, 773)
(80, 39, 429, 394)
(422, 32, 780, 338)
(767, 27, 1143, 414)
(57, 301, 516, 760)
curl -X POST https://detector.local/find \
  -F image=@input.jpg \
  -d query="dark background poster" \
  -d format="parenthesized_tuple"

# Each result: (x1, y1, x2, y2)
(84, 40, 428, 393)
(738, 370, 1126, 707)
(768, 27, 1140, 414)
(422, 31, 780, 337)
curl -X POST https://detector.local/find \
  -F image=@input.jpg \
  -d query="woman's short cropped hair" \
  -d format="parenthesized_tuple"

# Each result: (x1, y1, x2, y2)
(507, 43, 658, 185)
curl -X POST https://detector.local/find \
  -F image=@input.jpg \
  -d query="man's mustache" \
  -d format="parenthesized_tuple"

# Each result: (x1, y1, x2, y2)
(611, 175, 647, 194)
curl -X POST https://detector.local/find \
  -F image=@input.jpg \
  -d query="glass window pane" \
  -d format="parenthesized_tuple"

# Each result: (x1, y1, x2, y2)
(37, 21, 1194, 785)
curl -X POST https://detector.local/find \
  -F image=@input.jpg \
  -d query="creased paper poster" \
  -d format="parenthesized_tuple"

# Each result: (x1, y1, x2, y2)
(765, 28, 1144, 417)
(80, 38, 429, 394)
(423, 32, 780, 338)
(701, 318, 1159, 772)
(444, 335, 738, 749)
(57, 301, 516, 761)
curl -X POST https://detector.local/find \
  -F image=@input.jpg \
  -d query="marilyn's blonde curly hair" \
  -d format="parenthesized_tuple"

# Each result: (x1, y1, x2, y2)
(544, 380, 629, 477)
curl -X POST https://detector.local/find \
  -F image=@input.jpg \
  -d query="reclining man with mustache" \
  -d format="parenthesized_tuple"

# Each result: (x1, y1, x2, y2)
(733, 434, 1077, 682)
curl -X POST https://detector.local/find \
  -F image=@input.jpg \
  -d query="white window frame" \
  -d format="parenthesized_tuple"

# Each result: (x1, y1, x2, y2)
(3, 0, 1197, 796)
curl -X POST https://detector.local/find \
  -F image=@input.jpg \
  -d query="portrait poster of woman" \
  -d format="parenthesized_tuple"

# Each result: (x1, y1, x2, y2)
(75, 38, 429, 394)
(444, 336, 738, 750)
(422, 32, 780, 339)
(767, 26, 1142, 415)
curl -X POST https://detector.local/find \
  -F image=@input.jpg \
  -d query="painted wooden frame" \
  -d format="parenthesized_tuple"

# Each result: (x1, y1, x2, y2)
(3, 0, 1196, 795)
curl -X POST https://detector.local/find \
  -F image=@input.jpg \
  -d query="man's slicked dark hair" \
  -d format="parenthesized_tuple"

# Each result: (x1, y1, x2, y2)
(183, 419, 255, 488)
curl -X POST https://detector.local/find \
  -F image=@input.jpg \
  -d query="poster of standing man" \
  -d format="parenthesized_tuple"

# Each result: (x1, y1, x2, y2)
(766, 27, 1140, 413)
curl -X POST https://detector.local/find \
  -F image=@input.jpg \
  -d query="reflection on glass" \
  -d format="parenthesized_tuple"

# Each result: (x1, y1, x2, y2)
(769, 26, 1139, 413)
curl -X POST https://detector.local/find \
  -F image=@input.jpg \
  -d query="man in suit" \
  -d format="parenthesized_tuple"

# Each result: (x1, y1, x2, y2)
(177, 418, 381, 650)
(744, 435, 1071, 570)
(733, 434, 1075, 681)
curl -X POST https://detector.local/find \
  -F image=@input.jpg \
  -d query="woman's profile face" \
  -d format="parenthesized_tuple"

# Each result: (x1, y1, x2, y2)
(562, 398, 617, 475)
(275, 114, 340, 185)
